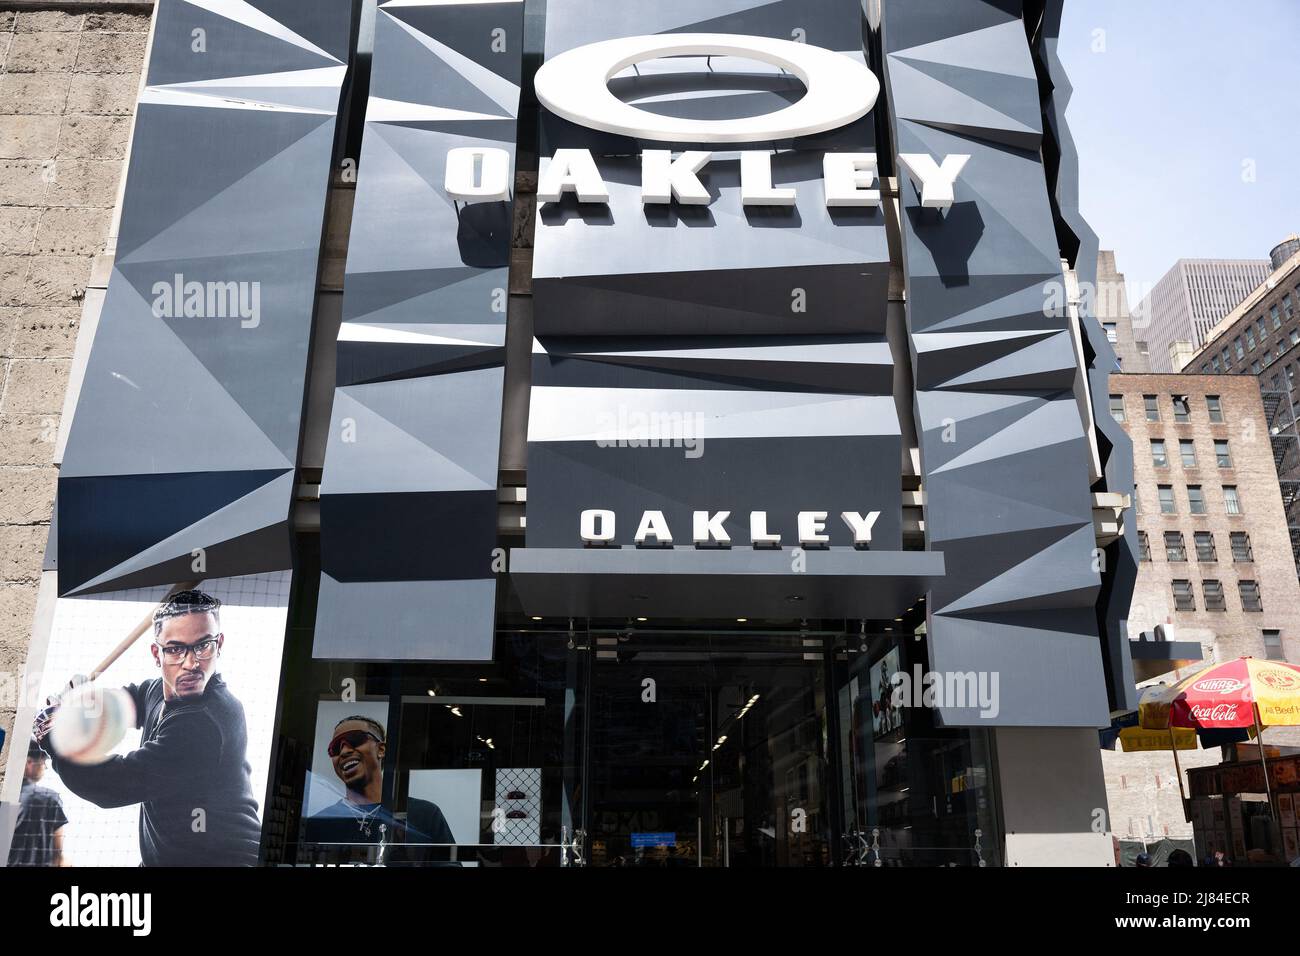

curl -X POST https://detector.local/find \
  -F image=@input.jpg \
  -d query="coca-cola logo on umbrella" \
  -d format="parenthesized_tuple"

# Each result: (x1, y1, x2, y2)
(1189, 703, 1240, 721)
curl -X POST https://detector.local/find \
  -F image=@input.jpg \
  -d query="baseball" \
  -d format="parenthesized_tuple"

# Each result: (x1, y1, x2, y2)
(49, 684, 136, 766)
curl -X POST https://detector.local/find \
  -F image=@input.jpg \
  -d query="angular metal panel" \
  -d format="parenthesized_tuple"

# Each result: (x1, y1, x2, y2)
(881, 0, 1111, 727)
(57, 0, 356, 596)
(314, 0, 525, 660)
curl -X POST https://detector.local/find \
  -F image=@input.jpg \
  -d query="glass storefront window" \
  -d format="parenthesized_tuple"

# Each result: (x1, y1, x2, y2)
(264, 570, 1003, 866)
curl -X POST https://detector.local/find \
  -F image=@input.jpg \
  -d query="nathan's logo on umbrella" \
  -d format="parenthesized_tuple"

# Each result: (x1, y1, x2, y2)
(1192, 678, 1245, 694)
(1257, 669, 1300, 690)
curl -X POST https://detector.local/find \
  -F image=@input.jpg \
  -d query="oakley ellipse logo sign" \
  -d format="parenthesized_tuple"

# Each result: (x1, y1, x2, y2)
(532, 33, 881, 143)
(443, 34, 968, 211)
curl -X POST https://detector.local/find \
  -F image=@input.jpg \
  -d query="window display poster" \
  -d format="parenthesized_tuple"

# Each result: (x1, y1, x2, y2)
(493, 768, 541, 846)
(300, 701, 474, 865)
(303, 699, 393, 819)
(869, 647, 903, 737)
(408, 769, 483, 847)
(7, 573, 290, 867)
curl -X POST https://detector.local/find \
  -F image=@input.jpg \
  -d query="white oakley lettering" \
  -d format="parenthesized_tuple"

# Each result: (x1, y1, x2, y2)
(580, 509, 616, 543)
(740, 152, 796, 206)
(537, 147, 610, 203)
(897, 152, 971, 210)
(634, 510, 673, 546)
(692, 510, 732, 546)
(823, 153, 881, 207)
(444, 146, 511, 202)
(642, 150, 712, 205)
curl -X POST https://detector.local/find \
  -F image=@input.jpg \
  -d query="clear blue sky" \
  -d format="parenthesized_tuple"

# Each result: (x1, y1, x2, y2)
(1058, 0, 1299, 302)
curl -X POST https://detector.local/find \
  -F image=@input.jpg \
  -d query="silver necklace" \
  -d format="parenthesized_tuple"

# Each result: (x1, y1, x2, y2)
(347, 802, 383, 837)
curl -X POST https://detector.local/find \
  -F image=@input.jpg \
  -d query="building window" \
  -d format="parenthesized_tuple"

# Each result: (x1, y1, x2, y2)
(1172, 580, 1196, 611)
(1252, 360, 1262, 374)
(1194, 531, 1216, 562)
(1211, 356, 1222, 373)
(1292, 330, 1300, 347)
(1263, 629, 1285, 661)
(1171, 395, 1190, 422)
(1203, 580, 1226, 611)
(1109, 394, 1125, 422)
(1137, 531, 1151, 562)
(1180, 439, 1196, 467)
(1235, 337, 1245, 359)
(1238, 580, 1263, 612)
(1164, 531, 1186, 562)
(1283, 294, 1294, 322)
(1104, 322, 1117, 343)
(1223, 485, 1241, 514)
(1271, 304, 1281, 329)
(1187, 485, 1206, 514)
(1257, 317, 1268, 340)
(1144, 395, 1160, 421)
(1221, 347, 1231, 368)
(1290, 366, 1298, 390)
(1274, 374, 1283, 391)
(1158, 485, 1176, 514)
(1151, 440, 1168, 468)
(1214, 439, 1231, 467)
(1230, 531, 1253, 562)
(1206, 395, 1223, 422)
(1246, 327, 1256, 351)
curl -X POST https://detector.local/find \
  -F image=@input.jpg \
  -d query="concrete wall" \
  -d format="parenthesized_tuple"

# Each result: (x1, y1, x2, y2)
(0, 5, 150, 791)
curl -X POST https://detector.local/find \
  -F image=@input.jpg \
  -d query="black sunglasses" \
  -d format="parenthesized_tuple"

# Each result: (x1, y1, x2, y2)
(327, 729, 382, 758)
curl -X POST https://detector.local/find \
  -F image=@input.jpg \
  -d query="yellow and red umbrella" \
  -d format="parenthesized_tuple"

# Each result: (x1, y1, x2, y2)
(1141, 657, 1300, 731)
(1140, 657, 1300, 830)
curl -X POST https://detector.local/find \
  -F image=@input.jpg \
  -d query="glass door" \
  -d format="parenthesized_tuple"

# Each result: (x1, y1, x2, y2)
(582, 630, 837, 867)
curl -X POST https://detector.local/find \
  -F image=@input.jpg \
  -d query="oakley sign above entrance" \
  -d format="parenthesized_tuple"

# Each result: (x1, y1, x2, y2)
(443, 34, 969, 212)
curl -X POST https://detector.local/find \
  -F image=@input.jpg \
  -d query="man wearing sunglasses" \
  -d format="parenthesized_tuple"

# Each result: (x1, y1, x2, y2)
(304, 715, 458, 865)
(40, 589, 262, 866)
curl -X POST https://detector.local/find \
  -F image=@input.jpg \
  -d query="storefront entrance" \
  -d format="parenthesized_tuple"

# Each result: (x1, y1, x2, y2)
(584, 632, 835, 867)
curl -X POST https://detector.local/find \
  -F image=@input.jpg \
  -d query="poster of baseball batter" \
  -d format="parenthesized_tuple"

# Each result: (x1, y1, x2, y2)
(5, 572, 289, 867)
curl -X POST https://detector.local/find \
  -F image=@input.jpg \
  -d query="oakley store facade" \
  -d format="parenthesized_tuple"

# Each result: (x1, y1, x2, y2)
(4, 0, 1142, 868)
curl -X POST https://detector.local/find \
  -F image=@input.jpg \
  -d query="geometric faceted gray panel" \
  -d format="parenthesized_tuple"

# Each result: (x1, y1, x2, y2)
(1032, 0, 1137, 714)
(526, 335, 903, 551)
(882, 0, 1113, 727)
(57, 0, 355, 596)
(315, 0, 523, 661)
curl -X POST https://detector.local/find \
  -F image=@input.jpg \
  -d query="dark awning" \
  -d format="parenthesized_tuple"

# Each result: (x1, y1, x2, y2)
(510, 548, 943, 619)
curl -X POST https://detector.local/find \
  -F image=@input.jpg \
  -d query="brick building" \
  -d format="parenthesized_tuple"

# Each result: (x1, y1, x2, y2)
(0, 3, 151, 790)
(1102, 372, 1300, 842)
(1183, 241, 1300, 576)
